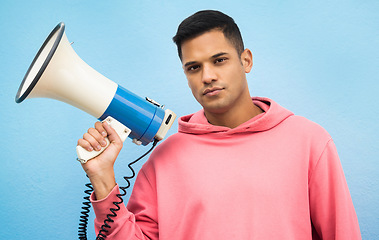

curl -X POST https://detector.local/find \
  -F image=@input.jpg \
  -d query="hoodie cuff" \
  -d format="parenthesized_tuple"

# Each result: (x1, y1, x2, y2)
(90, 184, 130, 221)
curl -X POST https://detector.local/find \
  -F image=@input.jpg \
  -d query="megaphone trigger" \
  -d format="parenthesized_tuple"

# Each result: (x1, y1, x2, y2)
(76, 116, 131, 164)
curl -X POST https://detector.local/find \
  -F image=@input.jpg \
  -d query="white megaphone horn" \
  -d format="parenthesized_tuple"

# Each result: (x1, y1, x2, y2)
(15, 22, 176, 162)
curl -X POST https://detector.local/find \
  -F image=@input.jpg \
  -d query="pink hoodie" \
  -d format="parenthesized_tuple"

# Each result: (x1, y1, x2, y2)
(91, 97, 361, 239)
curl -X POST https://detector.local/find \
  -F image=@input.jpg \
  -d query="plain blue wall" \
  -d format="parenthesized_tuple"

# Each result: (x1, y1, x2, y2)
(1, 0, 378, 239)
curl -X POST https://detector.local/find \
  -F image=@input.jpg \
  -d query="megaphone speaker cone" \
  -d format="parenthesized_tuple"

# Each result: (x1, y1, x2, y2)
(15, 22, 177, 147)
(15, 22, 65, 103)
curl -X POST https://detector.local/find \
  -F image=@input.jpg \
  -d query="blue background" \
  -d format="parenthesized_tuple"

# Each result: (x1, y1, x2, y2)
(1, 0, 378, 239)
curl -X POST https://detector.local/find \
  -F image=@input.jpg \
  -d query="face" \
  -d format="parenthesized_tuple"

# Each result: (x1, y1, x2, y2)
(181, 30, 253, 115)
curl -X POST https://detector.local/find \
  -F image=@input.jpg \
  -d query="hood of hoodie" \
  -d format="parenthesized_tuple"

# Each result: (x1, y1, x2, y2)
(178, 97, 294, 135)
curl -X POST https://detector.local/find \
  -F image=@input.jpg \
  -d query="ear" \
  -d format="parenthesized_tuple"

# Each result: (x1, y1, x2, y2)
(241, 49, 253, 73)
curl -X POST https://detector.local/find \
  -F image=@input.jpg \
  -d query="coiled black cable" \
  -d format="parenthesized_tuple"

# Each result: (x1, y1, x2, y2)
(78, 181, 94, 239)
(78, 139, 159, 240)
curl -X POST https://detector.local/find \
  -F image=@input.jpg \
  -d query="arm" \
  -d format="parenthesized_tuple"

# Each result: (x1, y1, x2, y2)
(90, 183, 158, 239)
(309, 139, 361, 240)
(78, 121, 120, 200)
(78, 122, 158, 239)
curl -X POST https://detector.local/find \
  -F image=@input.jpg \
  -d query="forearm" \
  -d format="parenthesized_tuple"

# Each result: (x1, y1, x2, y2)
(88, 169, 117, 200)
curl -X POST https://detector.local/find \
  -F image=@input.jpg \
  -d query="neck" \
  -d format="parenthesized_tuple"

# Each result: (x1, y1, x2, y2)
(204, 98, 263, 129)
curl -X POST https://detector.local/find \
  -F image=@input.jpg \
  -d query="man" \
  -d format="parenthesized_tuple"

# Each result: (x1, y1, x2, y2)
(78, 10, 361, 239)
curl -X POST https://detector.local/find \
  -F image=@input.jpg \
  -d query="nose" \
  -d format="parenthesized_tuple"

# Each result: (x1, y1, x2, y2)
(201, 64, 217, 84)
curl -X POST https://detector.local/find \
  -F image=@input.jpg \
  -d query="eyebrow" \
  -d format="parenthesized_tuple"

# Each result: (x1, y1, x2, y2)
(212, 52, 228, 59)
(183, 52, 228, 68)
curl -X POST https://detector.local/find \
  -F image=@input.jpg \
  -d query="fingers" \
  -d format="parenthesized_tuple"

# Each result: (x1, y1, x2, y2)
(77, 119, 124, 155)
(102, 121, 122, 146)
(78, 122, 108, 151)
(95, 121, 107, 138)
(77, 138, 95, 152)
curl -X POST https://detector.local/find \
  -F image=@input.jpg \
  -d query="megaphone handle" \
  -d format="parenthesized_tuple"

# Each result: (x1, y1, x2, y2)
(76, 117, 131, 164)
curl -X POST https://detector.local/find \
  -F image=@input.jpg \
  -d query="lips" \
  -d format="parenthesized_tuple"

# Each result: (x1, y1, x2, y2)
(203, 87, 224, 96)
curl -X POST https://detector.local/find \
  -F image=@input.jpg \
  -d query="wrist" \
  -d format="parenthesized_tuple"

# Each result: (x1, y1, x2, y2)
(89, 171, 117, 200)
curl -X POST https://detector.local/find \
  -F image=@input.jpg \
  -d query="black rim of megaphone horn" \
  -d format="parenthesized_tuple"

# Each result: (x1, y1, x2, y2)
(15, 22, 65, 103)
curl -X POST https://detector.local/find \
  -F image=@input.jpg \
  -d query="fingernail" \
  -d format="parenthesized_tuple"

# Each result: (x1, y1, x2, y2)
(95, 145, 101, 151)
(101, 140, 107, 147)
(87, 146, 93, 151)
(102, 131, 107, 137)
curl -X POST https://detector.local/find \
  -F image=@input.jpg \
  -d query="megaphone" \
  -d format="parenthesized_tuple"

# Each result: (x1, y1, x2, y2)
(15, 22, 176, 162)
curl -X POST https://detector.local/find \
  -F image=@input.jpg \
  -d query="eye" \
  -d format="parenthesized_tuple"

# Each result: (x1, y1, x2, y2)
(214, 57, 227, 64)
(187, 65, 200, 72)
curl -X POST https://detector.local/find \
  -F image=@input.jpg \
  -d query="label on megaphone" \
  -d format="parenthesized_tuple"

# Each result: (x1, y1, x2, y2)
(76, 116, 131, 163)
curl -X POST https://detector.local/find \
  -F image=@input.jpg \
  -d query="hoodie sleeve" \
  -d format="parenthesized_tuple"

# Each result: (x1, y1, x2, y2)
(90, 168, 159, 240)
(308, 139, 361, 240)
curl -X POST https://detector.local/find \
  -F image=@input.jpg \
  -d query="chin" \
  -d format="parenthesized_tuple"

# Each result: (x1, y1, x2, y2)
(203, 102, 231, 114)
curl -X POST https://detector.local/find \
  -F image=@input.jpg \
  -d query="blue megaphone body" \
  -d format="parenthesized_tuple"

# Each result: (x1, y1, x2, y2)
(15, 22, 176, 161)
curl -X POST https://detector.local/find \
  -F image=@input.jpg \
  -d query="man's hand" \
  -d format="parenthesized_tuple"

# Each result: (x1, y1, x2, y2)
(77, 121, 123, 200)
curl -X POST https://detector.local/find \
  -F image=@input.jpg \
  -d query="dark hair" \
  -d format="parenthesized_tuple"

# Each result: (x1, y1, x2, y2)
(173, 10, 245, 59)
